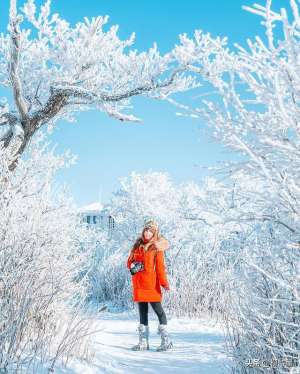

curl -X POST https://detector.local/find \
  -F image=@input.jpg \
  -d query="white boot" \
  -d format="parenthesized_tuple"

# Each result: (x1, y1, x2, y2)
(131, 323, 150, 351)
(156, 324, 173, 351)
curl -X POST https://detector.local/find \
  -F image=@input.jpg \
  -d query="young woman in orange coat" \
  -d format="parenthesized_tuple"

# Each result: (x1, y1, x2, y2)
(126, 219, 173, 351)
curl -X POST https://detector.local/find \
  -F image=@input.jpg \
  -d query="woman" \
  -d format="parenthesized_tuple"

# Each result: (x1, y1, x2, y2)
(126, 219, 173, 351)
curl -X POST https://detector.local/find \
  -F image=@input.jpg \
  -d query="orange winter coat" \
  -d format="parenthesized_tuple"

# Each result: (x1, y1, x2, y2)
(127, 237, 170, 302)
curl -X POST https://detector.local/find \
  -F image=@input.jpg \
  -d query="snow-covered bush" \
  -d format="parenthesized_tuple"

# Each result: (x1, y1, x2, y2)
(169, 1, 300, 371)
(84, 228, 132, 309)
(0, 132, 94, 373)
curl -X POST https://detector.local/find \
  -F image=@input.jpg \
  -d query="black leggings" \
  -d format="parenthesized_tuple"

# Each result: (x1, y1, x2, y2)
(138, 302, 167, 326)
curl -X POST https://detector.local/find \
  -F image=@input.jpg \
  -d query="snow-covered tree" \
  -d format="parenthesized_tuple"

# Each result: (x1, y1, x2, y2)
(169, 1, 300, 372)
(0, 0, 195, 170)
(85, 171, 180, 308)
(86, 171, 238, 319)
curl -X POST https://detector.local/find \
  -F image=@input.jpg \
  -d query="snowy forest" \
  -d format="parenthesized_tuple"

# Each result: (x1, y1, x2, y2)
(0, 0, 299, 373)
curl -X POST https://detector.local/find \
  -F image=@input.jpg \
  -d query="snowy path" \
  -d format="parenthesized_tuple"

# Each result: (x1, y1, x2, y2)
(57, 309, 233, 374)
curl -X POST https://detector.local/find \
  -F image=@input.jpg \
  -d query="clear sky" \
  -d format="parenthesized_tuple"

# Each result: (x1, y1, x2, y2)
(0, 0, 282, 207)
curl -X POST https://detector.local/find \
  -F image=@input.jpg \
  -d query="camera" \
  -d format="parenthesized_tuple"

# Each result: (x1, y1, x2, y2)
(130, 261, 144, 275)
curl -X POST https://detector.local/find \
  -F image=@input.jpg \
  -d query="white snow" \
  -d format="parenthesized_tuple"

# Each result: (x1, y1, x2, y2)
(78, 202, 104, 214)
(52, 308, 233, 374)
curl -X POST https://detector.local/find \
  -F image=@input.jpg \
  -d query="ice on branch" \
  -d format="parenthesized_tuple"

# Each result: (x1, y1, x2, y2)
(0, 0, 195, 170)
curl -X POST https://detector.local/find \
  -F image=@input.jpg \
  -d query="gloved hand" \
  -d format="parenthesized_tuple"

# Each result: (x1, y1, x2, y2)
(162, 284, 170, 291)
(129, 261, 144, 275)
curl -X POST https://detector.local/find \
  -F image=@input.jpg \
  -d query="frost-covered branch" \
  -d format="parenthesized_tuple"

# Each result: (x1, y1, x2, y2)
(9, 0, 28, 122)
(0, 0, 195, 169)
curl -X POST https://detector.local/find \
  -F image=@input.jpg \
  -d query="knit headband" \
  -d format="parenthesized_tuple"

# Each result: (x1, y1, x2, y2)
(143, 218, 159, 232)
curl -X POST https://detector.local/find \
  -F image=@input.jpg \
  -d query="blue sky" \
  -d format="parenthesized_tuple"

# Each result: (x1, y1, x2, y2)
(0, 0, 282, 207)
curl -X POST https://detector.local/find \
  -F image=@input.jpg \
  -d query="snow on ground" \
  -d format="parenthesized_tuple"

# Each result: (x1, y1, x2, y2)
(55, 307, 233, 374)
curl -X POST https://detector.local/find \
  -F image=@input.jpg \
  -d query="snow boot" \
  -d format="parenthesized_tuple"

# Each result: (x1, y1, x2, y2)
(156, 324, 173, 351)
(131, 323, 150, 351)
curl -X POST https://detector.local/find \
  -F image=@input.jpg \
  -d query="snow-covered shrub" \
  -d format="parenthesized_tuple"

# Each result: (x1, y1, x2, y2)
(217, 175, 300, 373)
(0, 132, 94, 373)
(170, 1, 300, 371)
(85, 229, 133, 309)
